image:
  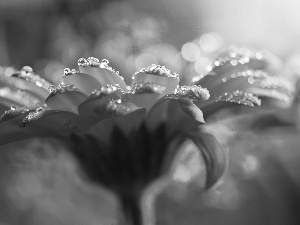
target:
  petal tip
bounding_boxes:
[216,90,261,107]
[168,85,210,102]
[134,64,179,80]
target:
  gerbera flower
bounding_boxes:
[0,51,293,225]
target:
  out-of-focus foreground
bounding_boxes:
[0,0,300,224]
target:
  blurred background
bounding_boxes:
[0,0,300,224]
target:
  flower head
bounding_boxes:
[0,51,293,198]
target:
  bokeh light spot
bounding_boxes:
[199,33,222,53]
[181,42,201,62]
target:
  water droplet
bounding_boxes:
[101,59,109,64]
[35,81,43,87]
[36,107,43,112]
[87,57,100,67]
[78,58,89,67]
[19,66,33,79]
[63,68,78,76]
[48,85,57,93]
[192,75,203,83]
[21,107,44,126]
[21,66,33,73]
[64,68,71,75]
[214,60,220,66]
[206,65,213,71]
[10,105,16,111]
[149,64,157,71]
[87,57,99,63]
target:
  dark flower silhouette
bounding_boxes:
[0,51,293,225]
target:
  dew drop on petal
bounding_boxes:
[87,57,100,67]
[48,85,57,94]
[192,75,203,83]
[214,60,220,66]
[64,68,71,76]
[87,57,99,63]
[78,58,89,67]
[21,66,33,73]
[35,81,43,87]
[101,59,109,64]
[63,68,78,76]
[206,65,213,72]
[21,107,45,127]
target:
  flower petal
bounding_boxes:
[62,99,146,136]
[193,49,291,98]
[60,114,103,134]
[215,90,261,107]
[247,87,292,107]
[45,83,87,114]
[0,86,41,109]
[1,71,50,101]
[166,100,205,137]
[73,119,115,145]
[194,54,293,116]
[126,92,162,112]
[93,99,146,135]
[61,71,102,95]
[129,64,180,111]
[146,85,208,132]
[0,110,76,147]
[132,64,179,96]
[187,130,227,189]
[77,84,123,115]
[93,98,142,117]
[195,53,254,91]
[78,57,127,90]
[12,66,53,91]
[0,107,30,122]
[197,90,263,120]
[146,97,205,137]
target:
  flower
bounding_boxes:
[0,51,293,225]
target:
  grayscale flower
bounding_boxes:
[0,51,293,225]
